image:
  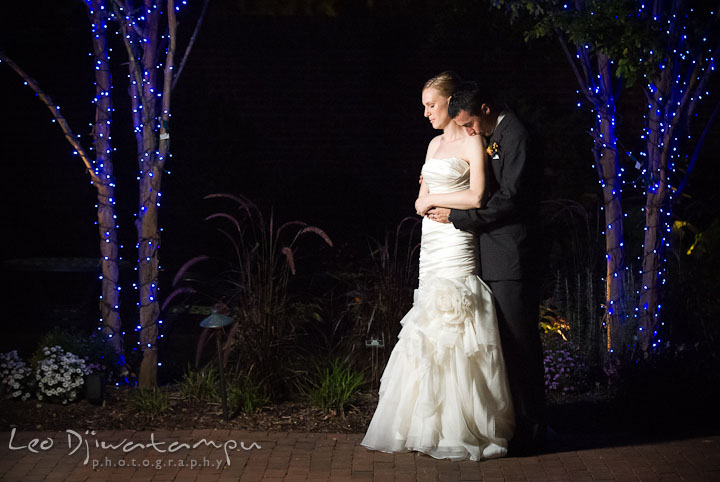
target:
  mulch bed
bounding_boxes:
[5,382,686,440]
[0,386,379,433]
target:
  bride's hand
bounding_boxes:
[427,207,451,224]
[415,196,433,216]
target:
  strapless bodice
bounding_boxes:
[421,157,470,194]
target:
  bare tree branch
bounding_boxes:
[172,0,210,91]
[0,51,100,184]
[558,34,596,105]
[676,99,720,198]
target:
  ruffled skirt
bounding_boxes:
[361,274,514,461]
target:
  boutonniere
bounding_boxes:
[486,141,500,159]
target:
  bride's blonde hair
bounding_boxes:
[423,71,463,97]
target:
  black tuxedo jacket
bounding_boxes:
[448,111,539,281]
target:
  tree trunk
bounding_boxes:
[91,0,123,352]
[135,85,161,388]
[96,180,122,346]
[137,171,162,388]
[132,0,176,388]
[638,188,665,353]
[635,33,717,354]
[594,53,626,352]
[637,67,674,355]
[557,40,628,354]
[638,123,671,354]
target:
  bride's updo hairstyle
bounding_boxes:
[423,71,463,97]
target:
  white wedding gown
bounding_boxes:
[361,157,514,461]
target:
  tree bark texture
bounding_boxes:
[638,59,698,353]
[594,53,625,353]
[91,0,123,352]
[116,0,176,388]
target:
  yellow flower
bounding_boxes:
[486,142,500,157]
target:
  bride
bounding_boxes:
[361,71,514,461]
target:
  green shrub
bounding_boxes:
[227,374,269,414]
[131,388,171,417]
[179,364,269,414]
[304,359,365,417]
[179,364,220,401]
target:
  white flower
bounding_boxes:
[0,351,31,400]
[30,346,90,404]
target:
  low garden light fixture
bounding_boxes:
[200,309,234,421]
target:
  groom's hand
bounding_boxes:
[427,207,451,224]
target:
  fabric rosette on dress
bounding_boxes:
[416,276,482,359]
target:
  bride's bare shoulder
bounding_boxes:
[462,134,485,146]
[461,133,485,150]
[457,134,485,162]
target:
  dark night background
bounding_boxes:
[1,0,718,358]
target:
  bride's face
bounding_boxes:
[422,88,451,130]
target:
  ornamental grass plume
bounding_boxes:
[163,194,333,393]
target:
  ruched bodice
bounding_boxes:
[421,156,470,194]
[419,158,477,284]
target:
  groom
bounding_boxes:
[427,81,546,454]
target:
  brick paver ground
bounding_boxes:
[1,430,718,481]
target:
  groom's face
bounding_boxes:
[453,106,495,137]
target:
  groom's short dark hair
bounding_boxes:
[448,81,499,118]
